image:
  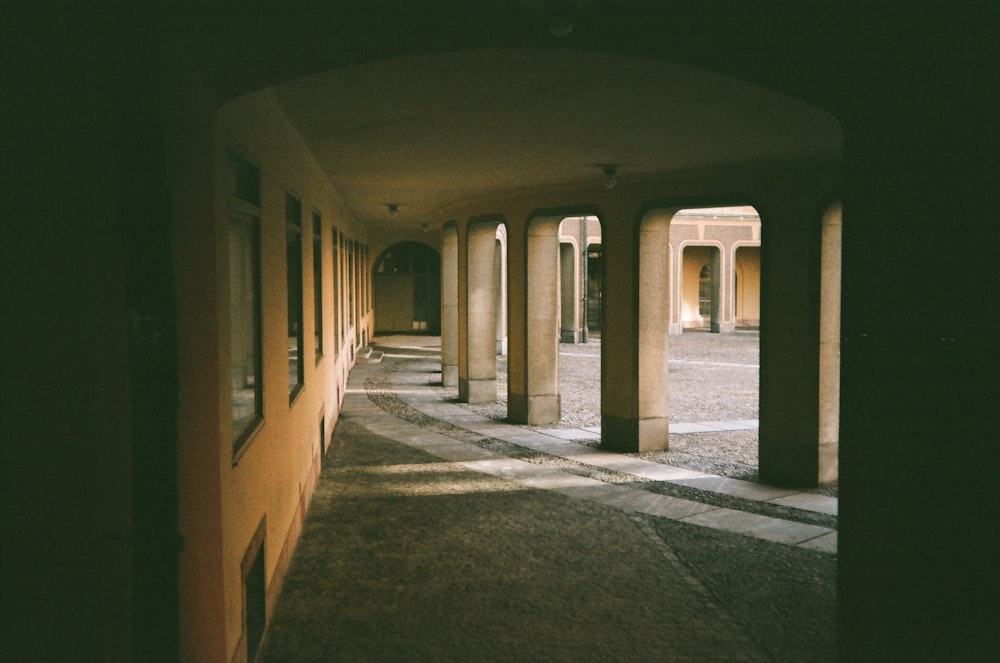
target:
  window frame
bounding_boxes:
[312,209,323,363]
[226,149,264,459]
[286,192,305,404]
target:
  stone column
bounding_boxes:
[459,218,500,403]
[494,230,508,355]
[637,212,672,449]
[601,203,671,452]
[817,202,841,484]
[559,241,578,343]
[715,243,737,333]
[758,197,829,486]
[440,222,459,387]
[668,238,683,335]
[509,215,561,424]
[709,246,722,332]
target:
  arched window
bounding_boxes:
[375,242,440,275]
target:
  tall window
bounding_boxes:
[332,228,340,354]
[312,211,323,361]
[349,240,356,328]
[363,245,370,313]
[286,193,304,402]
[227,150,263,452]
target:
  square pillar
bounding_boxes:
[757,198,832,487]
[509,215,561,424]
[459,218,500,403]
[440,222,459,387]
[601,204,671,452]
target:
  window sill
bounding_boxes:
[232,417,265,468]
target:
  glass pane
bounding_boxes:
[286,194,304,399]
[313,212,323,358]
[226,151,260,206]
[230,212,262,447]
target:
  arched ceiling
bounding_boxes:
[270,48,841,229]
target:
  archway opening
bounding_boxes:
[545,215,603,436]
[558,215,603,342]
[495,228,508,356]
[734,246,761,330]
[660,206,762,480]
[373,241,441,334]
[680,246,722,332]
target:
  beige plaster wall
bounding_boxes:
[374,273,415,331]
[681,245,717,327]
[178,89,371,663]
[669,215,759,332]
[735,246,761,326]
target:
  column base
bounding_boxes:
[759,434,830,488]
[818,441,839,485]
[600,415,669,452]
[441,364,458,388]
[560,330,584,344]
[458,377,496,404]
[509,392,560,425]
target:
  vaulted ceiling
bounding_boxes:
[178,2,851,232]
[271,48,841,229]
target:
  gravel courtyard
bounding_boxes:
[455,330,835,495]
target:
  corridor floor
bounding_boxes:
[258,337,836,662]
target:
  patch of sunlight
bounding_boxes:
[337,462,525,497]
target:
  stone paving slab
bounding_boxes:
[552,481,630,502]
[407,401,473,415]
[517,470,604,491]
[536,427,601,441]
[769,492,839,516]
[435,414,497,427]
[672,476,798,501]
[669,422,720,434]
[680,508,833,546]
[641,494,721,520]
[362,359,837,553]
[540,419,764,435]
[624,463,711,482]
[798,531,839,554]
[597,485,681,513]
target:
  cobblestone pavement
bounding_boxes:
[259,337,836,662]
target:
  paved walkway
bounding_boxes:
[259,338,837,662]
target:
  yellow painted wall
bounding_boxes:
[735,246,761,326]
[194,89,372,662]
[681,245,717,327]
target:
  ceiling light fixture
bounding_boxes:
[601,164,618,190]
[549,16,573,37]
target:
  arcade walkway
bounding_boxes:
[258,338,837,662]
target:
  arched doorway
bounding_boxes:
[373,242,441,333]
[680,245,721,332]
[734,245,761,329]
